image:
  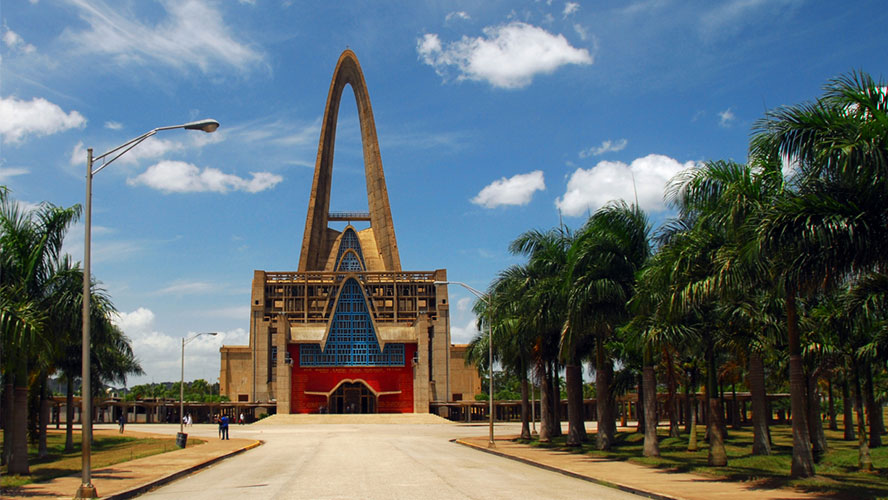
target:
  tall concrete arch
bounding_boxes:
[298,50,401,271]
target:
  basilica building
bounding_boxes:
[219,50,478,414]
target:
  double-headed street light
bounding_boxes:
[78,119,219,499]
[434,280,495,448]
[181,332,219,435]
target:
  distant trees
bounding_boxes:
[124,380,227,402]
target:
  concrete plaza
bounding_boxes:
[7,416,826,500]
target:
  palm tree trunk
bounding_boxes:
[807,368,827,455]
[684,372,693,435]
[852,361,873,471]
[687,393,699,452]
[565,361,586,446]
[785,285,814,477]
[595,342,614,450]
[642,353,659,457]
[636,373,645,433]
[731,381,741,430]
[827,376,837,431]
[748,351,771,455]
[842,373,855,441]
[687,369,698,452]
[520,370,531,440]
[9,380,31,475]
[706,342,727,466]
[664,349,680,438]
[38,376,49,459]
[864,361,881,448]
[538,363,552,443]
[551,360,562,437]
[65,375,75,451]
[2,382,12,466]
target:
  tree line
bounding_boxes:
[466,71,886,478]
[123,380,228,403]
[1,188,143,475]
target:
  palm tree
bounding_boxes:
[488,265,539,440]
[509,227,572,442]
[566,201,651,450]
[0,194,79,475]
[751,70,888,478]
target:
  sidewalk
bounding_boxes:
[4,430,261,500]
[456,435,820,500]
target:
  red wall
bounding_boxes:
[288,344,416,414]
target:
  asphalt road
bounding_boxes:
[130,420,641,500]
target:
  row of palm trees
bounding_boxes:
[468,71,887,478]
[0,187,142,475]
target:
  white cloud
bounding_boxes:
[457,297,472,312]
[563,2,580,18]
[556,154,696,216]
[61,0,265,75]
[3,29,36,54]
[451,317,481,344]
[69,135,199,167]
[0,96,86,144]
[701,0,797,37]
[573,23,589,41]
[417,21,593,89]
[155,281,217,296]
[472,170,545,208]
[104,121,123,130]
[579,138,628,158]
[718,108,736,127]
[445,11,471,22]
[0,167,29,182]
[114,307,246,385]
[127,160,283,194]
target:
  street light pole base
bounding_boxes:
[487,440,496,448]
[75,484,98,498]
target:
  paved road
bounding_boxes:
[130,421,640,500]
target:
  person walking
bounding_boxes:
[118,411,126,434]
[216,414,222,438]
[221,414,230,440]
[239,412,245,425]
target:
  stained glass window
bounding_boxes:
[300,278,404,366]
[335,228,366,271]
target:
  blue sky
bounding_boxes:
[1,0,885,386]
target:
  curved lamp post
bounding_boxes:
[181,332,219,434]
[78,119,219,499]
[434,280,495,448]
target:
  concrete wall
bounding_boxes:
[450,344,482,401]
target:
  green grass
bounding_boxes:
[0,430,204,490]
[526,423,888,499]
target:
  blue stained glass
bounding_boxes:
[335,228,366,271]
[338,252,363,271]
[300,278,404,366]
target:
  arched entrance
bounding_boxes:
[329,381,376,414]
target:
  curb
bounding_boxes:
[104,440,264,500]
[452,438,679,500]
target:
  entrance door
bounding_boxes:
[329,382,376,414]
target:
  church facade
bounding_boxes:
[219,50,476,414]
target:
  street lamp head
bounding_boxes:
[183,119,220,133]
[433,281,449,285]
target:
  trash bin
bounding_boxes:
[176,432,188,448]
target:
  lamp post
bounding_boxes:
[78,119,219,499]
[181,332,219,434]
[434,280,495,448]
